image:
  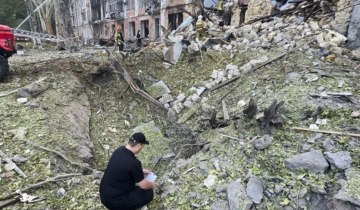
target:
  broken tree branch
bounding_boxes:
[0,149,27,178]
[292,127,360,137]
[1,173,82,200]
[0,198,20,209]
[29,141,92,171]
[105,50,168,111]
[0,77,47,98]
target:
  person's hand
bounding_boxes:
[143,169,151,175]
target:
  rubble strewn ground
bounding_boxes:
[1,10,360,210]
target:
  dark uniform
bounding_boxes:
[100,146,154,210]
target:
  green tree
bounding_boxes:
[0,0,29,29]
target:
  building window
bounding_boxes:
[139,0,145,9]
[105,26,109,36]
[155,18,160,39]
[168,13,183,31]
[127,0,135,11]
[81,11,86,22]
[129,22,135,37]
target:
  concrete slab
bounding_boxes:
[146,80,171,99]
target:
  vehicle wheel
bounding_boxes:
[0,55,9,82]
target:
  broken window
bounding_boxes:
[139,0,145,9]
[155,18,160,39]
[81,10,86,22]
[141,20,150,38]
[127,0,135,11]
[129,21,135,37]
[168,13,183,31]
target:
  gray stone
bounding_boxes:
[347,3,360,50]
[211,70,218,79]
[216,184,229,193]
[161,94,174,103]
[246,175,263,204]
[204,175,217,188]
[331,0,356,35]
[173,102,184,113]
[183,101,193,109]
[323,138,335,151]
[240,63,252,72]
[167,109,177,123]
[205,82,216,89]
[303,144,311,151]
[299,188,308,198]
[212,44,223,51]
[211,200,230,210]
[12,155,27,163]
[285,72,301,84]
[348,140,358,149]
[274,184,283,194]
[324,151,352,170]
[188,42,200,54]
[92,171,104,179]
[176,93,186,102]
[10,127,27,141]
[253,135,272,150]
[226,64,239,71]
[249,56,268,66]
[56,188,66,198]
[309,21,320,31]
[227,180,253,210]
[307,133,323,144]
[285,150,329,173]
[191,94,201,103]
[242,25,253,34]
[334,168,360,206]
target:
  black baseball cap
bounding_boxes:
[130,132,149,145]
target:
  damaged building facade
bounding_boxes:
[71,0,173,43]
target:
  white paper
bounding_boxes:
[145,173,157,182]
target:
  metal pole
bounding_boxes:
[16,0,52,29]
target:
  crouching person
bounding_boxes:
[100,133,155,210]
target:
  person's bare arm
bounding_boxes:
[138,178,155,190]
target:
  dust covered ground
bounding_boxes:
[0,41,360,210]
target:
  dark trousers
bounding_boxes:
[103,187,154,210]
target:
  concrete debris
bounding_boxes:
[147,80,171,99]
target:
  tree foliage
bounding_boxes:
[0,0,29,29]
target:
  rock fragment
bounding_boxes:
[324,151,352,170]
[285,150,329,173]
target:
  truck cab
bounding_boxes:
[0,24,17,82]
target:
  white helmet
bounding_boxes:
[198,15,203,21]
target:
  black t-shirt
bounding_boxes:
[100,146,144,204]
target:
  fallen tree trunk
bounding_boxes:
[105,50,168,111]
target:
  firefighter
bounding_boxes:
[196,15,206,41]
[115,26,124,51]
[217,0,224,16]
